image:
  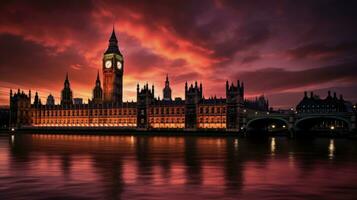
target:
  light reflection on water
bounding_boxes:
[1,133,357,200]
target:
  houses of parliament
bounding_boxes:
[9,28,269,131]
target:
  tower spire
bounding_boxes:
[96,70,100,82]
[105,25,121,55]
[64,72,70,86]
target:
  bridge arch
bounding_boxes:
[294,116,351,131]
[246,117,289,133]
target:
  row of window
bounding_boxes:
[32,109,137,117]
[199,106,226,114]
[150,107,185,115]
[199,117,226,123]
[34,118,136,124]
[149,117,185,123]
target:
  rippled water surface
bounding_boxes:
[1,133,357,200]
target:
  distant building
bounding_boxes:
[296,91,352,113]
[73,98,83,105]
[244,95,269,111]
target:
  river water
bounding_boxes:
[1,133,357,200]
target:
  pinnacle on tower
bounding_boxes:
[105,26,121,55]
[96,70,100,82]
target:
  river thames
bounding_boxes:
[1,134,357,200]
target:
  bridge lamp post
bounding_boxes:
[271,124,276,129]
[330,126,335,130]
[282,125,286,128]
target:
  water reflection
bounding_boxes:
[0,134,357,199]
[328,139,335,160]
[270,137,276,156]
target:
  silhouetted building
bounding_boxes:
[9,28,270,131]
[46,94,55,106]
[73,98,83,105]
[296,91,352,113]
[61,73,73,105]
[244,95,269,111]
[163,74,172,101]
[92,71,103,104]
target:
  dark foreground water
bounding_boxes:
[1,134,357,200]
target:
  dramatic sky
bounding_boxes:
[0,0,357,108]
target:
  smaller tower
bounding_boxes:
[163,74,172,101]
[226,80,244,130]
[9,89,31,128]
[185,81,203,129]
[137,83,155,129]
[34,92,42,106]
[46,94,55,106]
[92,71,103,104]
[61,73,73,105]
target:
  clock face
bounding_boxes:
[117,61,122,70]
[105,60,112,68]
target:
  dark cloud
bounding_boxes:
[287,41,357,60]
[174,72,200,84]
[0,34,95,88]
[234,62,357,94]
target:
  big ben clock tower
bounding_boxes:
[103,27,123,103]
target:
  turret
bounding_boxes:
[61,73,73,105]
[46,94,55,106]
[163,74,172,101]
[92,70,103,104]
[34,92,41,106]
[185,81,203,104]
[136,83,155,129]
[226,80,244,130]
[226,80,244,104]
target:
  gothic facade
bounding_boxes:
[9,28,268,131]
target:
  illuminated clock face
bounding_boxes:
[117,61,122,70]
[105,60,112,68]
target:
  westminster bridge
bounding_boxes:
[242,110,356,134]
